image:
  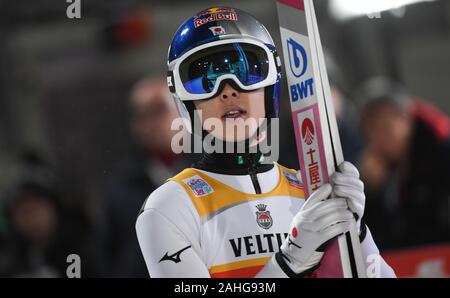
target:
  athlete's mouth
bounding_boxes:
[222,107,247,119]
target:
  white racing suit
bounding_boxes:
[136,162,395,277]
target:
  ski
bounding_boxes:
[276,0,366,277]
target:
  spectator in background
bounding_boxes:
[1,182,65,277]
[0,154,93,277]
[358,77,450,250]
[99,76,191,277]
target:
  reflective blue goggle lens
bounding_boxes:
[179,43,270,95]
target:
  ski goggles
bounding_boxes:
[167,38,281,101]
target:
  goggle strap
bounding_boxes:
[167,71,176,93]
[274,51,282,71]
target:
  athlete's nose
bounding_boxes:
[219,84,240,102]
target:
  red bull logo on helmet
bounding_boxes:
[195,7,235,18]
[194,7,238,28]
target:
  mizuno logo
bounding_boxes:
[159,245,191,264]
[288,237,302,249]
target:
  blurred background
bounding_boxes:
[0,0,449,277]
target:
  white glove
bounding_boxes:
[278,183,354,275]
[329,161,366,232]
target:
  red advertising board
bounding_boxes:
[383,243,450,277]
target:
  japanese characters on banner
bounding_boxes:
[280,26,328,198]
[295,108,327,194]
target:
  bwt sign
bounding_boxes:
[287,38,314,102]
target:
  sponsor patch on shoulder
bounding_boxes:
[283,170,303,189]
[183,175,214,197]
